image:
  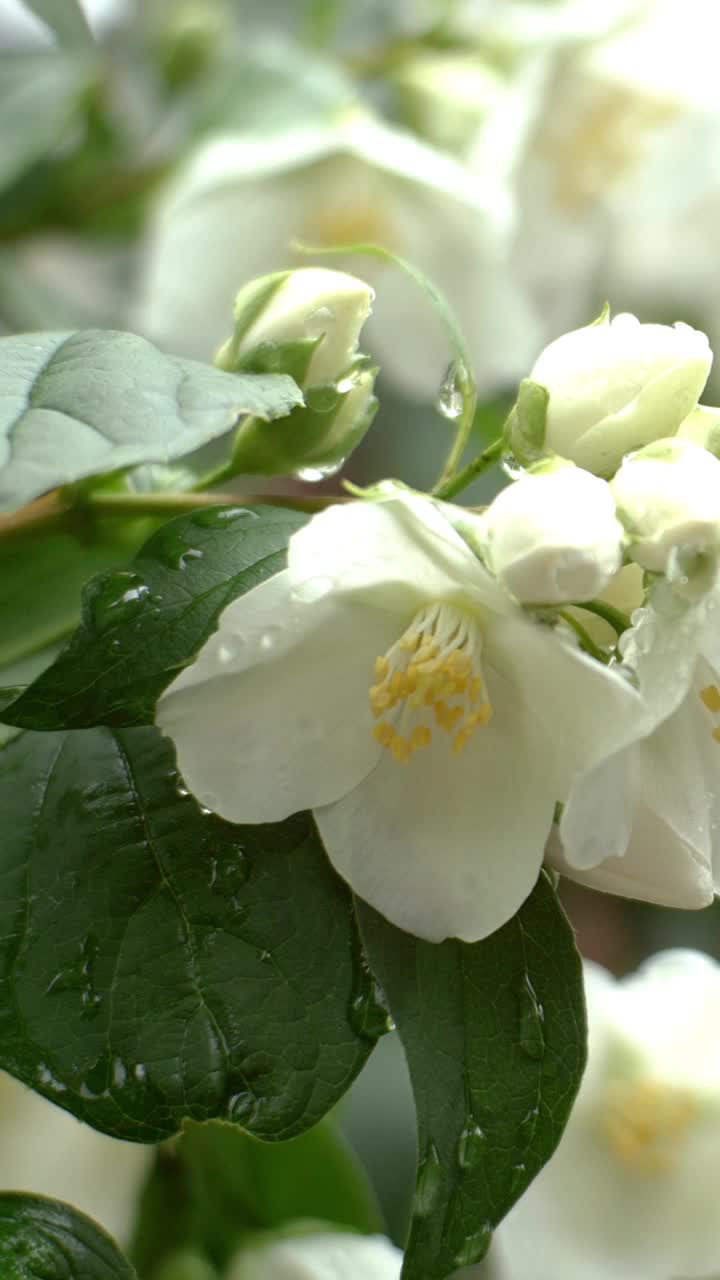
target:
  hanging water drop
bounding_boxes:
[437,361,465,421]
[295,459,345,482]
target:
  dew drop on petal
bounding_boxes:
[291,575,336,604]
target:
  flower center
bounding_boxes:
[601,1077,696,1176]
[700,683,720,742]
[369,602,492,764]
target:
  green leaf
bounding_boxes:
[356,873,586,1280]
[0,52,90,192]
[132,1118,382,1276]
[0,513,161,670]
[4,504,306,730]
[0,1193,136,1279]
[0,331,303,514]
[0,726,377,1143]
[20,0,94,49]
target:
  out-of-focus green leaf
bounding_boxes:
[0,52,90,192]
[20,0,94,49]
[132,1119,382,1276]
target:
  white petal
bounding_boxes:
[557,751,633,869]
[288,494,489,614]
[315,676,555,943]
[487,614,647,796]
[157,571,400,822]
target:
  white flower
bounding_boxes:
[496,951,720,1279]
[137,112,540,399]
[610,438,720,572]
[677,404,720,454]
[0,1069,151,1244]
[529,312,712,476]
[217,267,374,388]
[227,1231,402,1280]
[157,492,654,944]
[552,573,719,909]
[480,464,624,604]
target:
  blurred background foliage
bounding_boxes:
[3,0,720,1257]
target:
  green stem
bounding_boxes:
[558,611,610,665]
[575,599,632,637]
[433,437,503,501]
[82,489,340,517]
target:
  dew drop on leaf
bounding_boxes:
[189,506,259,528]
[413,1139,443,1218]
[457,1120,486,1170]
[453,1222,493,1268]
[516,974,545,1060]
[88,571,151,633]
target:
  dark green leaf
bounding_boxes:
[0,512,161,670]
[0,1193,136,1279]
[3,504,306,729]
[357,874,586,1280]
[0,331,302,514]
[132,1118,382,1276]
[0,726,376,1142]
[20,0,94,49]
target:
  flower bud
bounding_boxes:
[529,312,712,477]
[228,1232,402,1280]
[216,268,374,389]
[230,366,378,478]
[610,437,720,571]
[481,463,624,604]
[216,268,377,477]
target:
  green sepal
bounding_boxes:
[504,379,550,467]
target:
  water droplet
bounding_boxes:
[112,1057,128,1088]
[437,361,465,421]
[457,1120,486,1169]
[509,1161,527,1196]
[453,1223,493,1268]
[518,1105,540,1145]
[227,1090,255,1125]
[501,452,526,480]
[306,384,341,414]
[88,571,151,633]
[291,575,336,603]
[46,934,102,1021]
[134,1063,147,1083]
[177,783,190,798]
[258,949,272,964]
[208,858,218,889]
[36,1063,67,1093]
[295,460,345,482]
[211,853,250,895]
[349,975,395,1040]
[190,506,259,528]
[218,635,245,663]
[259,626,282,652]
[413,1140,444,1217]
[516,974,545,1060]
[337,370,361,394]
[178,547,204,570]
[197,790,219,812]
[306,305,335,335]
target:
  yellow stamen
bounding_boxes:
[712,726,720,744]
[602,1078,696,1176]
[701,684,720,713]
[368,602,493,765]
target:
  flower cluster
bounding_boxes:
[157,308,720,943]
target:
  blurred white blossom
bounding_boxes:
[228,1231,402,1280]
[497,951,720,1279]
